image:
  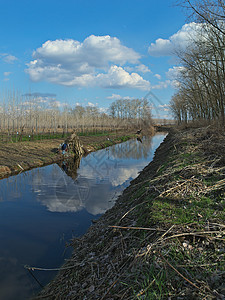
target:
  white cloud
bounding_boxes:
[3,72,11,77]
[166,66,186,88]
[135,64,151,73]
[154,74,161,80]
[149,38,173,57]
[106,93,132,100]
[25,35,150,90]
[96,65,150,90]
[151,80,171,90]
[106,93,122,100]
[99,107,107,113]
[148,22,202,57]
[49,100,62,108]
[87,101,95,107]
[0,53,18,64]
[166,66,186,79]
[125,64,151,74]
[158,104,171,112]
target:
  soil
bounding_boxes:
[0,130,138,179]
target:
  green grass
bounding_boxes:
[1,132,71,143]
[149,194,224,225]
[0,130,116,143]
[135,268,170,299]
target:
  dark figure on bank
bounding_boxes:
[61,143,68,154]
[136,129,142,134]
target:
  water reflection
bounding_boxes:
[0,133,166,300]
[32,135,157,215]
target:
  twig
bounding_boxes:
[159,230,225,242]
[100,279,118,300]
[158,224,175,241]
[157,251,207,295]
[24,264,80,271]
[177,261,225,268]
[118,200,149,223]
[211,222,225,228]
[109,225,165,232]
[17,163,24,170]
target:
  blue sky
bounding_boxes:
[0,0,190,118]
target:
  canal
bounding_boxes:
[0,133,166,299]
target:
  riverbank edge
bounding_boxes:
[34,126,225,299]
[0,131,138,180]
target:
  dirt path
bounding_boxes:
[0,131,136,179]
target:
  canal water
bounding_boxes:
[0,133,166,299]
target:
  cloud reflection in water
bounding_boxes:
[32,134,165,215]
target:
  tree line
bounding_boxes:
[0,92,152,139]
[170,0,225,127]
[109,98,152,128]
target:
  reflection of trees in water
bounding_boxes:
[57,156,81,180]
[0,170,41,201]
[109,136,153,160]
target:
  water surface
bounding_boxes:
[0,133,166,299]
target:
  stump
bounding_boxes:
[64,131,83,158]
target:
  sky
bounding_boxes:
[0,0,190,118]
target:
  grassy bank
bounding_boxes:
[35,126,225,299]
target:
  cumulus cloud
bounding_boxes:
[148,22,203,57]
[95,65,150,90]
[149,38,173,57]
[25,35,150,90]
